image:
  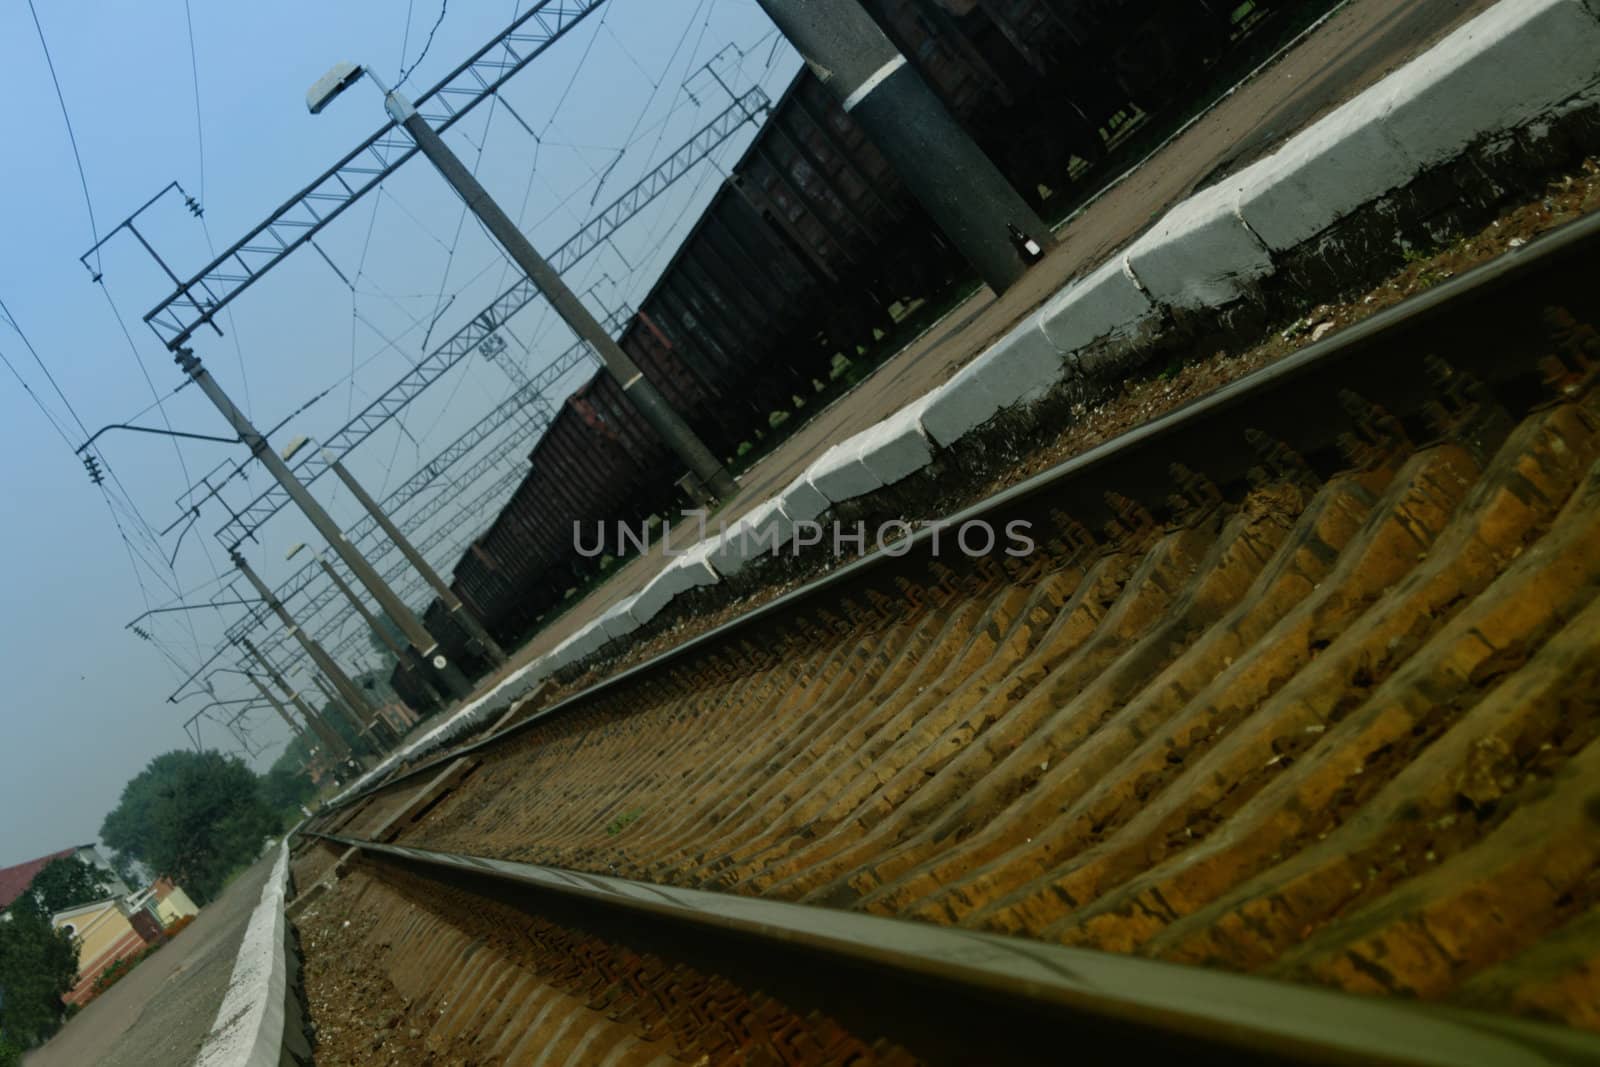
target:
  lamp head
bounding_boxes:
[307,62,366,115]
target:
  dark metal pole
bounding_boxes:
[324,454,508,663]
[751,0,1049,294]
[176,345,471,699]
[245,670,308,743]
[311,673,389,755]
[382,89,738,501]
[314,552,446,705]
[239,636,352,762]
[233,551,380,731]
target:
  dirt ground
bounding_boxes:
[296,889,460,1067]
[458,0,1503,698]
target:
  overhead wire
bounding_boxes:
[486,0,708,382]
[0,341,80,452]
[397,0,449,90]
[0,297,178,602]
[177,0,255,425]
[180,0,207,202]
[98,282,222,580]
[26,0,100,274]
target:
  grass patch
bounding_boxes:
[606,809,642,835]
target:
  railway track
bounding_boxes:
[294,210,1600,1060]
[297,834,1596,1065]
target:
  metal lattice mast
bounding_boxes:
[211,91,763,550]
[143,0,611,348]
[225,312,627,668]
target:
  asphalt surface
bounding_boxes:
[25,849,278,1067]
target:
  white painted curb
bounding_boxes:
[192,841,294,1067]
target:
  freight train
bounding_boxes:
[394,0,1305,704]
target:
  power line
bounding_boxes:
[98,282,225,582]
[26,0,100,271]
[397,0,449,90]
[2,296,187,589]
[175,6,257,422]
[0,295,91,439]
[0,342,79,452]
[180,0,207,201]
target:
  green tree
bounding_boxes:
[0,895,78,1050]
[100,750,278,905]
[25,858,113,914]
[260,760,317,827]
[364,613,405,668]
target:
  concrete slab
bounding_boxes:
[918,365,1004,448]
[806,441,882,504]
[709,498,794,577]
[1124,168,1274,308]
[1036,256,1155,356]
[856,403,935,486]
[778,470,832,524]
[961,312,1070,409]
[599,601,641,641]
[1237,91,1417,251]
[1378,0,1600,169]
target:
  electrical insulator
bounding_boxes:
[131,626,152,641]
[185,195,204,218]
[83,454,105,485]
[477,332,508,360]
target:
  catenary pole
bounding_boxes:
[233,551,380,731]
[176,345,472,698]
[239,636,352,763]
[324,453,508,663]
[374,81,738,501]
[751,0,1049,293]
[313,552,444,705]
[245,670,307,742]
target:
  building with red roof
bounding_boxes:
[0,845,83,912]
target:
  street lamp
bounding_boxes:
[307,62,738,501]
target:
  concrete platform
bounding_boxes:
[24,850,279,1067]
[480,0,1505,679]
[329,0,1524,788]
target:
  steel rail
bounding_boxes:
[312,204,1600,812]
[306,832,1600,1066]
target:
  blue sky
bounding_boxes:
[0,0,797,867]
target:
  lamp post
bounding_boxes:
[177,344,472,701]
[308,62,737,502]
[290,541,445,706]
[323,452,507,663]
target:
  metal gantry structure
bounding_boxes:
[112,1,772,747]
[211,91,764,551]
[142,0,610,349]
[224,310,629,688]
